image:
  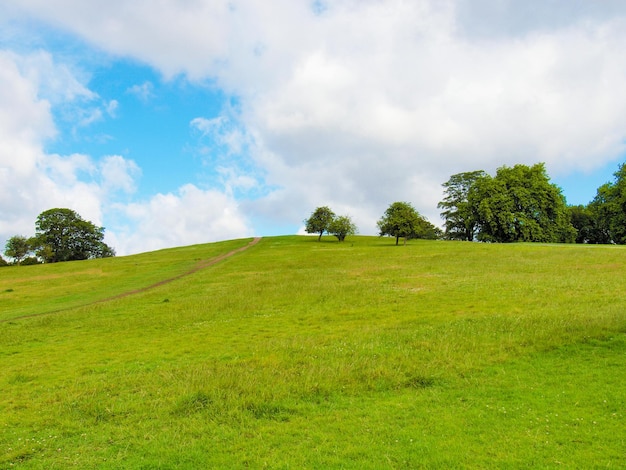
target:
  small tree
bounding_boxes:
[378,202,425,245]
[4,235,32,265]
[328,215,357,242]
[304,206,336,241]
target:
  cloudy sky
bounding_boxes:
[2,0,626,255]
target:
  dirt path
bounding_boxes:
[103,237,262,302]
[2,237,262,323]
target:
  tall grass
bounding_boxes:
[1,236,625,468]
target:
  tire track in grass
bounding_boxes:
[2,237,262,323]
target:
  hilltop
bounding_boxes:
[1,236,625,468]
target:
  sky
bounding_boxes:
[2,0,626,255]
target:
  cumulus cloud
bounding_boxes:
[0,47,251,255]
[190,113,267,200]
[100,155,141,195]
[4,0,626,243]
[0,48,108,242]
[191,116,244,155]
[0,49,57,237]
[111,184,253,255]
[12,49,96,104]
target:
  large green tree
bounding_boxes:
[470,163,575,243]
[438,170,487,241]
[4,235,32,265]
[377,202,436,245]
[33,208,115,262]
[304,206,336,241]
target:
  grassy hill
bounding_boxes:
[1,236,625,468]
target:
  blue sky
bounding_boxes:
[48,62,224,194]
[2,1,626,254]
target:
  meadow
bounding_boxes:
[0,235,624,468]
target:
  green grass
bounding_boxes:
[0,239,252,321]
[1,236,625,468]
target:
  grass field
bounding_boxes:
[1,235,625,468]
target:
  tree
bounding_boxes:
[568,204,611,244]
[4,235,32,265]
[417,219,443,240]
[377,202,433,245]
[33,208,115,263]
[587,163,626,244]
[0,255,7,267]
[438,170,487,241]
[328,215,357,242]
[470,163,575,243]
[304,206,336,241]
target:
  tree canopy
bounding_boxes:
[474,164,575,243]
[439,163,575,243]
[568,204,611,244]
[304,206,336,241]
[304,206,358,242]
[377,201,438,245]
[4,235,31,265]
[438,170,486,241]
[586,163,626,244]
[32,208,115,263]
[328,215,357,242]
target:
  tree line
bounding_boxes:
[307,161,626,245]
[439,161,626,244]
[2,208,114,266]
[4,161,626,265]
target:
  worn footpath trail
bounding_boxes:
[2,237,262,323]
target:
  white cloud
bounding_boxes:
[0,50,57,237]
[191,115,246,157]
[0,51,54,170]
[4,0,626,240]
[100,155,141,195]
[13,49,96,104]
[106,99,119,117]
[243,1,626,226]
[111,184,253,255]
[190,116,225,138]
[0,48,250,256]
[126,81,155,102]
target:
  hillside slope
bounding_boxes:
[0,238,258,322]
[1,236,625,468]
